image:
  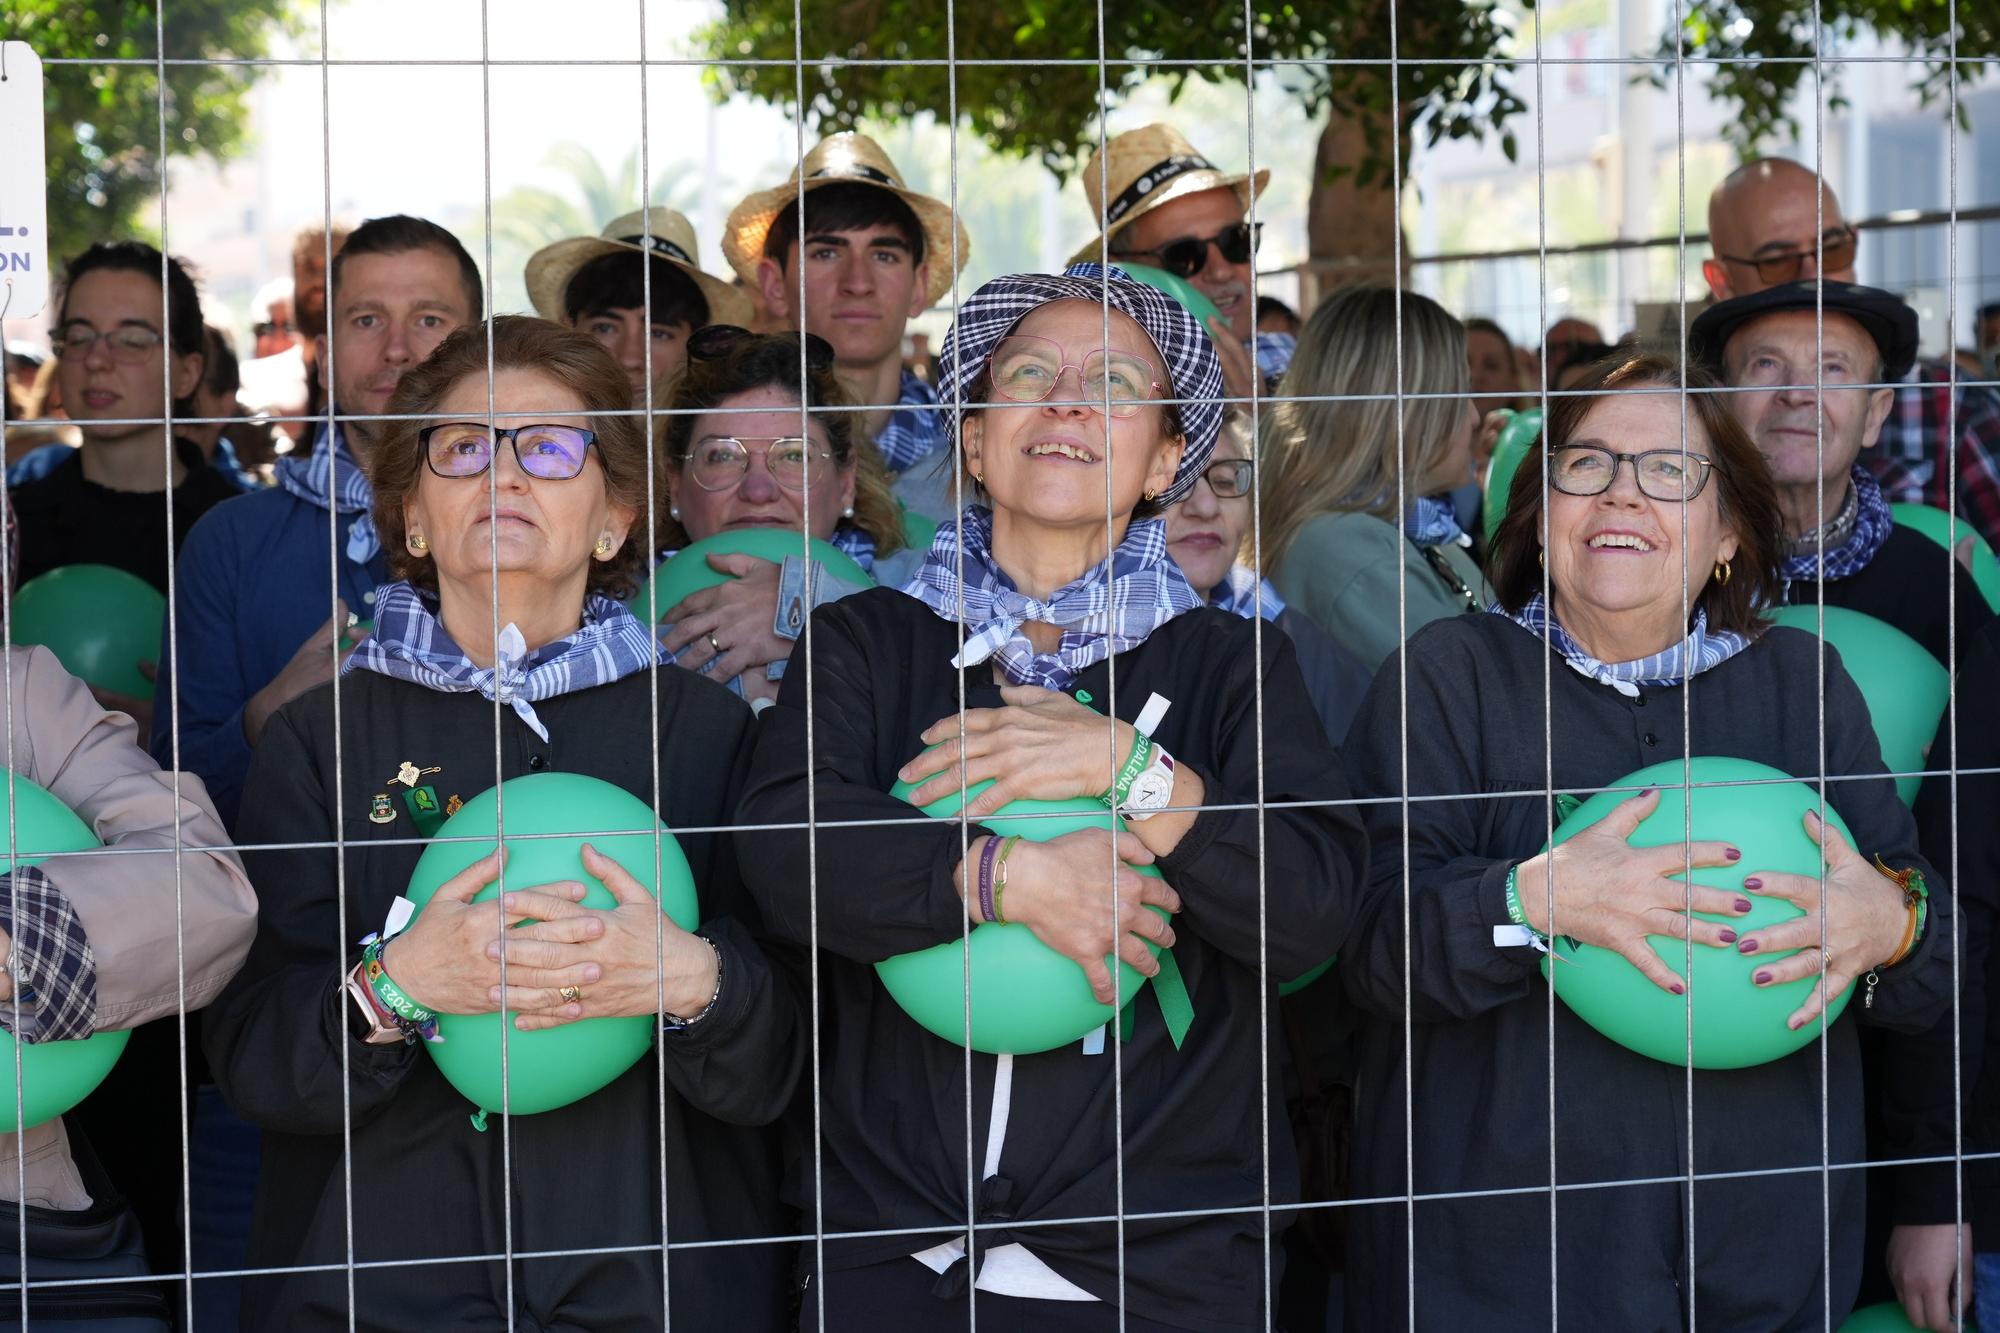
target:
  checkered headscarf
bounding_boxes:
[934,263,1225,506]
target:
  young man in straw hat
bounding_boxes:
[526,207,752,397]
[724,132,970,510]
[1072,123,1285,403]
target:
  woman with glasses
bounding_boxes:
[204,317,800,1331]
[1257,286,1490,672]
[737,264,1366,1328]
[1338,354,1949,1329]
[1164,412,1370,742]
[645,323,906,706]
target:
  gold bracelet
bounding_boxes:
[993,836,1022,925]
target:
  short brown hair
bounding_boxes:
[1489,352,1784,637]
[371,316,652,601]
[656,332,903,556]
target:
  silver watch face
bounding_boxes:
[1130,770,1173,808]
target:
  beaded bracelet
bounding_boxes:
[362,937,441,1044]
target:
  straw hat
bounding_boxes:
[525,207,752,329]
[1067,124,1271,268]
[722,132,970,309]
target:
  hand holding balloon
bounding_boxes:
[501,845,719,1031]
[658,555,791,682]
[905,686,1137,815]
[381,849,597,1017]
[1512,787,1751,995]
[1736,809,1910,1030]
[963,829,1180,1005]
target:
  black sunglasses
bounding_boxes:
[687,324,835,375]
[1116,221,1261,281]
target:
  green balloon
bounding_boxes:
[1277,954,1335,997]
[1891,502,2000,614]
[12,565,165,698]
[1840,1301,1975,1332]
[1541,757,1856,1070]
[1115,264,1227,332]
[882,761,1163,1054]
[629,530,874,624]
[1765,606,1948,805]
[0,779,129,1133]
[404,773,699,1115]
[1481,408,1543,539]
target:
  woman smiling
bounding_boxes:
[737,264,1366,1329]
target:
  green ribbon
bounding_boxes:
[1115,945,1193,1049]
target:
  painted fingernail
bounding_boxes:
[1719,929,1737,943]
[1725,847,1741,861]
[1805,808,1822,824]
[1738,939,1760,954]
[1735,898,1753,913]
[1754,969,1772,985]
[1743,877,1763,891]
[1670,982,1685,995]
[1640,787,1657,798]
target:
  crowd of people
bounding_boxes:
[0,125,1997,1332]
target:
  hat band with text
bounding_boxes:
[620,234,696,265]
[1104,154,1218,226]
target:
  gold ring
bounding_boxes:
[1821,947,1833,973]
[707,632,722,654]
[558,985,582,1004]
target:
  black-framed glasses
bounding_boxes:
[419,422,600,480]
[50,321,164,363]
[686,435,835,493]
[987,334,1162,417]
[1548,445,1714,502]
[688,324,835,375]
[1116,221,1261,280]
[1716,226,1857,287]
[1196,458,1254,498]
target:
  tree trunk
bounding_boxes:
[1304,106,1410,308]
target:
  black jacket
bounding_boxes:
[204,668,801,1331]
[734,589,1368,1333]
[1339,614,1952,1332]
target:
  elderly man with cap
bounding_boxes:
[1075,123,1284,404]
[725,132,969,521]
[1704,159,2000,553]
[1690,278,1994,670]
[525,206,751,397]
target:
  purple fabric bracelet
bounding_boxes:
[976,834,1002,924]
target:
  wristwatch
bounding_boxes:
[344,962,407,1045]
[1123,747,1177,821]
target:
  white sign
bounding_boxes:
[0,43,49,321]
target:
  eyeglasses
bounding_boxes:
[986,335,1162,417]
[418,422,600,480]
[687,324,835,374]
[1715,226,1858,287]
[1548,445,1714,502]
[50,321,164,363]
[686,435,836,493]
[253,320,296,339]
[1115,221,1260,280]
[1195,458,1254,498]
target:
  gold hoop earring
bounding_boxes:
[408,533,428,554]
[1714,559,1733,586]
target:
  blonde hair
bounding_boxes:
[1257,287,1468,572]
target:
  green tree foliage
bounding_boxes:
[699,1,1530,187]
[10,0,297,259]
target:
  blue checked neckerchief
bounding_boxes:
[1495,592,1749,698]
[1404,494,1469,549]
[343,581,666,740]
[1253,332,1295,390]
[902,505,1202,691]
[1208,563,1286,623]
[827,525,878,576]
[1781,464,1894,585]
[276,423,380,562]
[871,370,947,474]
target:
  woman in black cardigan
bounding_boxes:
[204,318,800,1330]
[1340,353,1953,1330]
[735,264,1368,1331]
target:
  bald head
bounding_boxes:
[1703,159,1855,300]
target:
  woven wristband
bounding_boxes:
[1103,730,1154,810]
[363,937,437,1025]
[975,835,1003,925]
[1504,866,1543,938]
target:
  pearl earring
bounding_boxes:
[842,505,855,518]
[669,505,681,521]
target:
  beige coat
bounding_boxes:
[0,646,256,1208]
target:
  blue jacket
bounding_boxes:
[150,486,389,829]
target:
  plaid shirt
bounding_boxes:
[1208,564,1286,622]
[344,581,666,740]
[871,370,948,474]
[1866,363,2000,551]
[903,504,1202,690]
[0,865,96,1044]
[1495,593,1750,698]
[275,423,380,561]
[1253,332,1295,390]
